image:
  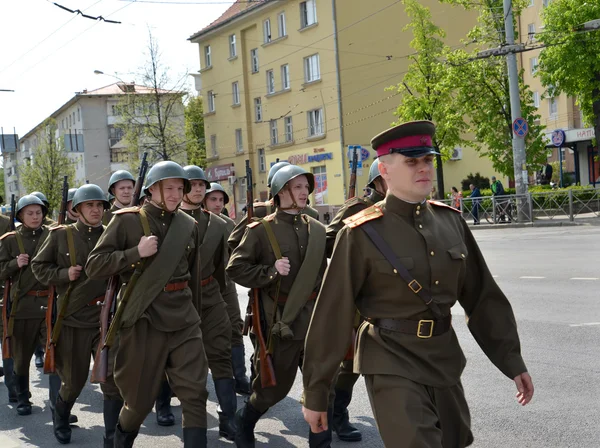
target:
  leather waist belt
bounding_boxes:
[201,276,214,287]
[273,291,318,304]
[88,295,105,306]
[367,314,452,339]
[163,281,189,292]
[26,290,49,297]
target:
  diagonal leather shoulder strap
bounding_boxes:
[361,222,442,318]
[14,232,25,254]
[138,208,151,237]
[65,227,77,267]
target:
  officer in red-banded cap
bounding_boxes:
[302,121,533,447]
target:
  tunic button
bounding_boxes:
[430,251,435,256]
[417,205,421,210]
[393,269,398,274]
[131,264,135,268]
[269,275,273,279]
[416,211,420,215]
[295,228,299,231]
[435,280,439,285]
[461,253,465,258]
[419,224,423,229]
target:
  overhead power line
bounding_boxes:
[52,2,122,23]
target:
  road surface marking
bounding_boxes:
[519,276,545,279]
[569,322,600,327]
[570,277,598,281]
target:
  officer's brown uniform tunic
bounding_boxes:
[227,210,327,412]
[0,225,49,375]
[303,195,527,447]
[31,221,121,401]
[183,207,232,379]
[86,203,209,431]
[102,203,123,225]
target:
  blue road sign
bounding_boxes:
[348,145,363,169]
[513,117,529,138]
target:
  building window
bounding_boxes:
[527,23,535,41]
[307,108,324,137]
[530,57,538,75]
[110,149,128,163]
[281,64,290,90]
[235,129,243,153]
[207,90,215,112]
[304,54,320,83]
[77,108,80,122]
[264,19,272,43]
[278,12,286,37]
[229,34,237,58]
[528,0,534,6]
[251,48,259,73]
[258,148,266,172]
[266,70,275,94]
[204,45,212,68]
[312,165,327,205]
[270,120,278,145]
[254,97,263,122]
[210,134,217,157]
[284,116,293,142]
[543,0,550,6]
[549,97,558,116]
[232,82,240,105]
[300,0,317,28]
[109,126,124,147]
[533,91,540,108]
[68,114,72,127]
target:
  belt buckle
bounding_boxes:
[417,319,434,338]
[408,280,422,294]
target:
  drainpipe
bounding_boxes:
[331,0,347,200]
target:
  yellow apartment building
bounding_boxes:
[189,0,503,218]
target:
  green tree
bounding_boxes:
[443,0,547,177]
[0,168,5,202]
[185,95,206,167]
[20,118,75,214]
[537,1,600,144]
[387,0,469,197]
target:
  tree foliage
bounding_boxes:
[20,118,75,214]
[537,0,600,143]
[185,95,206,167]
[388,0,469,197]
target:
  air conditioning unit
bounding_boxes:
[228,175,237,185]
[450,147,463,161]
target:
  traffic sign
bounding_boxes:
[512,118,528,138]
[551,129,566,147]
[348,145,363,169]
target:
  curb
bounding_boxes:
[469,219,600,230]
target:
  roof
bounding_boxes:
[188,0,270,41]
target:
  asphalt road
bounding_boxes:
[1,226,599,447]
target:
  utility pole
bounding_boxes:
[503,0,528,219]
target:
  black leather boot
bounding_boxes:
[3,357,17,402]
[35,345,44,368]
[234,401,262,448]
[15,374,32,415]
[114,423,138,448]
[332,388,362,442]
[231,345,252,395]
[183,427,207,448]
[53,394,74,444]
[214,378,237,440]
[308,406,334,448]
[49,374,78,424]
[155,379,174,426]
[103,399,123,448]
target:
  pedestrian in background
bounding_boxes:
[451,186,462,209]
[469,183,481,225]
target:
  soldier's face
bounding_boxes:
[78,201,104,226]
[379,154,434,201]
[20,205,43,229]
[150,179,185,212]
[205,192,225,215]
[187,180,207,204]
[113,180,134,206]
[279,175,310,209]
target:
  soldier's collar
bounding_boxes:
[19,223,44,236]
[369,190,386,203]
[275,209,303,224]
[144,202,176,221]
[385,194,428,217]
[75,219,103,234]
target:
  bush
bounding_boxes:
[461,172,490,191]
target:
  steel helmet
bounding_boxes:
[30,191,50,207]
[204,182,229,205]
[183,165,210,188]
[108,170,135,193]
[67,188,78,203]
[72,184,110,212]
[16,195,47,221]
[267,161,291,187]
[270,165,314,197]
[143,161,191,195]
[367,161,382,188]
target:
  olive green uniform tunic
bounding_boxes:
[102,203,122,226]
[86,203,209,431]
[31,221,121,402]
[183,207,232,380]
[0,214,12,338]
[0,225,49,375]
[226,210,327,413]
[303,195,527,447]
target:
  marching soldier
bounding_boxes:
[103,170,135,225]
[0,210,16,401]
[31,184,122,446]
[302,121,534,447]
[65,188,79,224]
[180,165,237,440]
[203,182,252,395]
[324,161,387,442]
[31,191,56,228]
[86,161,209,447]
[227,165,330,448]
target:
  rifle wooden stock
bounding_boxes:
[2,194,16,359]
[44,177,69,374]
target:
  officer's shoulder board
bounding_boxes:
[428,200,461,213]
[49,225,67,232]
[263,212,276,222]
[343,205,384,228]
[0,231,16,241]
[113,206,141,215]
[246,217,263,229]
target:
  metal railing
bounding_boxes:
[439,187,600,225]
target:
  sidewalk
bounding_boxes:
[468,215,600,230]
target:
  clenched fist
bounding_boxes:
[274,257,290,276]
[68,265,83,281]
[16,254,29,268]
[138,235,158,258]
